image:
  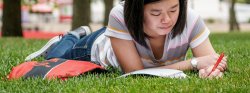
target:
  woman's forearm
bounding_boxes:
[157,59,194,71]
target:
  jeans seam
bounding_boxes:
[73,45,87,49]
[72,54,91,60]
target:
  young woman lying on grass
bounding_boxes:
[25,0,227,78]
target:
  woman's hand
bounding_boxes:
[196,54,227,72]
[199,65,223,78]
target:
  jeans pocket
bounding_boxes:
[66,47,91,61]
[74,54,91,61]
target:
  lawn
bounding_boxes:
[0,32,250,93]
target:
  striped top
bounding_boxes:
[91,2,210,69]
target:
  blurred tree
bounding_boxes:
[229,0,240,31]
[72,0,91,30]
[104,0,114,26]
[2,0,23,37]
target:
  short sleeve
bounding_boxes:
[188,9,210,48]
[104,3,133,40]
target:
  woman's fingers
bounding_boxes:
[199,69,206,78]
[208,69,221,78]
[218,60,227,71]
[217,61,228,72]
[217,64,225,72]
[199,62,225,79]
[215,55,228,72]
[197,54,228,71]
[222,61,227,69]
[199,67,224,79]
[222,56,228,69]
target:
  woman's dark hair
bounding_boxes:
[124,0,187,48]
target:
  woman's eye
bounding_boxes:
[170,10,177,13]
[151,12,161,16]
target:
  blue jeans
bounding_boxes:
[45,27,106,62]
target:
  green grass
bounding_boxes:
[1,32,250,93]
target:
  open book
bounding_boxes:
[119,68,187,78]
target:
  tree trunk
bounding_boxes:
[2,0,23,37]
[72,0,91,30]
[229,0,240,32]
[103,0,114,26]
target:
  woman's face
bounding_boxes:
[143,0,180,38]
